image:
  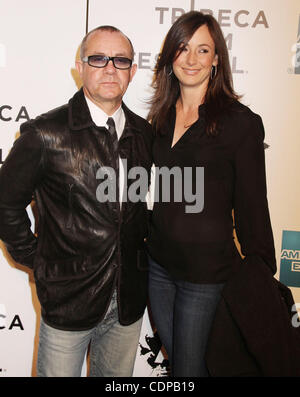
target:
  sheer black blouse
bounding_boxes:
[146,102,276,283]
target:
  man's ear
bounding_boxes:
[75,60,83,77]
[129,63,137,82]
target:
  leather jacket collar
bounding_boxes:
[68,88,142,139]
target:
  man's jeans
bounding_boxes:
[148,255,223,377]
[37,290,143,377]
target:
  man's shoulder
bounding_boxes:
[122,103,154,145]
[21,102,69,135]
[122,103,151,128]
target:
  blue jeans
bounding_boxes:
[148,256,223,377]
[37,290,142,377]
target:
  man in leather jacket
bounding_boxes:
[0,26,153,377]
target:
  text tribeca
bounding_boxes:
[155,1,269,28]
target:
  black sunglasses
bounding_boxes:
[82,55,133,70]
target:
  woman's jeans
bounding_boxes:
[148,255,223,377]
[37,290,142,377]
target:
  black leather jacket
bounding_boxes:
[0,89,153,330]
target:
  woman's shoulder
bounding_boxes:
[225,100,261,122]
[221,100,264,142]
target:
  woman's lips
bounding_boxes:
[182,68,200,75]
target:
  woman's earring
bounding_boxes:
[166,65,173,76]
[210,65,217,79]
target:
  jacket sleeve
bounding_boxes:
[0,123,45,268]
[233,113,276,274]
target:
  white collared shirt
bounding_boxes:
[85,95,125,206]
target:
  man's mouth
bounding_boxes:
[100,81,118,85]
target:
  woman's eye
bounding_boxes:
[199,49,209,54]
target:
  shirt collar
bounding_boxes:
[84,95,125,139]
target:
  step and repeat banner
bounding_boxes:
[0,0,300,377]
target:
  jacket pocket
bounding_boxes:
[44,255,98,281]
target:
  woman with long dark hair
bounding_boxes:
[146,11,276,376]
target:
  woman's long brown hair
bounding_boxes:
[147,11,240,135]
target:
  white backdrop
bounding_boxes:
[0,0,299,377]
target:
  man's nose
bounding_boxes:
[104,59,117,73]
